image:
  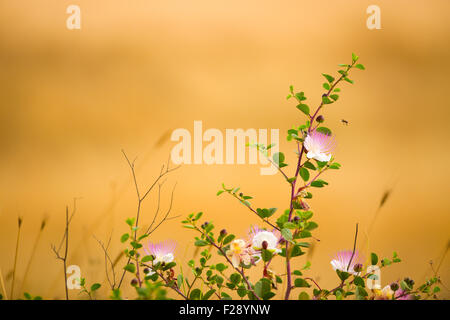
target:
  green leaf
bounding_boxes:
[354,276,365,287]
[305,221,318,231]
[141,255,154,263]
[311,181,324,188]
[400,280,411,291]
[237,286,247,298]
[120,233,130,243]
[281,228,293,241]
[355,64,365,70]
[221,292,232,300]
[295,91,306,101]
[223,234,235,245]
[230,273,241,284]
[194,212,203,221]
[189,288,202,300]
[130,241,142,249]
[261,249,273,262]
[124,264,136,273]
[290,244,304,257]
[371,253,378,265]
[296,104,310,116]
[273,152,285,166]
[330,94,339,101]
[300,211,313,220]
[90,283,101,292]
[257,208,277,219]
[216,263,227,272]
[177,274,183,288]
[322,95,333,104]
[355,286,368,300]
[202,289,216,300]
[344,77,354,84]
[322,73,335,83]
[316,127,332,135]
[294,278,310,288]
[303,161,316,170]
[283,222,296,229]
[298,230,312,238]
[162,262,176,271]
[329,162,341,170]
[336,270,350,281]
[298,292,310,300]
[255,278,272,300]
[194,239,210,247]
[352,53,359,62]
[299,167,310,182]
[322,83,330,90]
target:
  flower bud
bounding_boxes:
[143,267,150,274]
[262,241,268,250]
[404,277,414,287]
[130,278,138,287]
[220,229,227,236]
[353,263,363,273]
[390,282,399,292]
[316,115,324,123]
[239,193,243,197]
[293,216,300,222]
[278,237,286,245]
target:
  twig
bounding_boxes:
[51,204,75,300]
[10,216,23,299]
[0,267,8,300]
[94,234,116,290]
[117,150,180,289]
[347,223,359,272]
[20,217,47,294]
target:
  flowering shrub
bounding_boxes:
[106,53,444,301]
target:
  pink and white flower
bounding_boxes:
[330,250,364,275]
[304,130,335,162]
[226,239,253,267]
[143,240,176,274]
[249,226,282,254]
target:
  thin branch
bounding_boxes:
[117,151,180,289]
[346,223,359,272]
[10,216,23,299]
[94,234,116,290]
[51,206,72,300]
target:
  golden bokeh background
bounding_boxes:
[0,0,448,299]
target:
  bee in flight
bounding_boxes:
[341,119,349,126]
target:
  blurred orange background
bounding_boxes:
[0,0,448,299]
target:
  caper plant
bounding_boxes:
[115,53,442,300]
